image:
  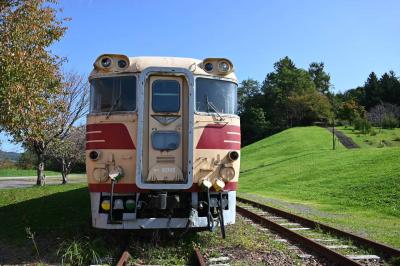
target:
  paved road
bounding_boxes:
[0,174,86,189]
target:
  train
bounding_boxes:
[86,55,240,236]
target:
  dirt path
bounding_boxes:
[325,127,360,149]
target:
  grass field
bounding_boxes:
[239,126,400,248]
[0,168,61,177]
[337,126,400,148]
[0,184,296,265]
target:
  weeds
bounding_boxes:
[26,227,41,261]
[57,237,109,266]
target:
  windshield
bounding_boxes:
[90,76,136,113]
[196,78,237,114]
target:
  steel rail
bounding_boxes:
[236,205,362,265]
[192,247,206,266]
[116,251,131,266]
[237,196,400,261]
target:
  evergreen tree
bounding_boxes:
[308,62,331,94]
[364,72,382,109]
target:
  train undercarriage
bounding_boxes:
[90,191,236,236]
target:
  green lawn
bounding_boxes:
[337,126,400,148]
[0,184,91,243]
[0,168,61,177]
[239,126,400,248]
[0,184,295,265]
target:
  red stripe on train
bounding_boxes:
[88,182,237,193]
[86,123,135,150]
[196,124,241,150]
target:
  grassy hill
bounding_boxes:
[239,126,400,247]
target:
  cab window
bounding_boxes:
[152,80,180,113]
[90,76,136,113]
[196,78,237,114]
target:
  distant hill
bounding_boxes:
[0,150,21,162]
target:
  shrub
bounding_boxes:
[393,136,400,142]
[382,114,398,129]
[354,118,371,134]
[370,129,377,136]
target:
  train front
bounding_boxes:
[87,55,240,233]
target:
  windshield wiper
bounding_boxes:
[206,96,224,121]
[106,95,121,119]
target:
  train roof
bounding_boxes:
[89,55,238,81]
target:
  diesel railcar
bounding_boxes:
[86,55,240,236]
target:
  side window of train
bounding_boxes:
[90,76,136,113]
[152,80,180,113]
[195,78,238,115]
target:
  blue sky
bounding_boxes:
[2,0,400,152]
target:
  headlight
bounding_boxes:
[101,57,112,68]
[117,59,128,69]
[101,200,111,211]
[204,62,213,72]
[202,58,234,75]
[220,166,235,181]
[218,61,230,73]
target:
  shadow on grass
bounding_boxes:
[0,186,203,264]
[0,187,91,242]
[0,186,93,263]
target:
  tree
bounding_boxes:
[0,0,67,185]
[240,107,270,145]
[364,72,382,110]
[380,71,400,106]
[262,56,317,127]
[47,126,86,184]
[237,79,262,114]
[16,149,37,169]
[367,102,400,129]
[337,99,365,125]
[308,62,331,94]
[14,72,88,185]
[287,90,333,126]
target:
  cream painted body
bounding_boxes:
[87,55,240,230]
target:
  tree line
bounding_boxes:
[1,0,88,185]
[239,57,400,146]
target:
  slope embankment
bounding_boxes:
[239,126,400,247]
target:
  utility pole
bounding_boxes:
[332,117,336,150]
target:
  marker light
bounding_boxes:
[125,199,136,211]
[89,150,100,160]
[113,199,124,210]
[213,178,225,192]
[228,151,239,161]
[101,200,111,211]
[101,57,112,68]
[198,178,212,190]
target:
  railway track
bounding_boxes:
[236,196,400,266]
[192,247,232,266]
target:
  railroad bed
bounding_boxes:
[236,196,400,266]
